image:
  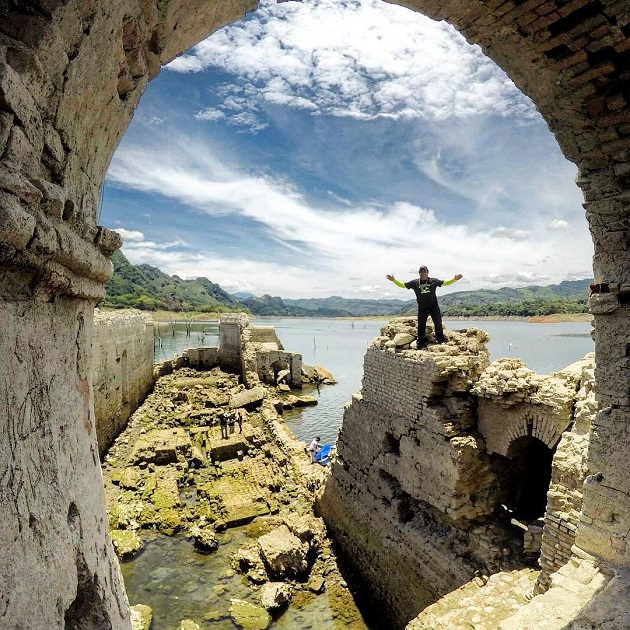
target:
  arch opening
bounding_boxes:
[505,436,554,523]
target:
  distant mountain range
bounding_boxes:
[103,251,591,317]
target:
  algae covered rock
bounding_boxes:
[257,525,308,579]
[178,620,201,630]
[260,582,292,611]
[130,604,153,630]
[191,524,219,553]
[229,599,271,630]
[110,529,143,558]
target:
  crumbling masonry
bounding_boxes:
[1,1,630,628]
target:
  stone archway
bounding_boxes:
[1,1,629,627]
[506,435,554,522]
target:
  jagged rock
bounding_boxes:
[119,467,143,490]
[293,396,318,407]
[110,529,143,558]
[257,525,308,579]
[308,576,325,593]
[260,582,292,611]
[314,365,337,384]
[229,599,271,630]
[246,516,285,539]
[127,428,192,465]
[276,369,290,383]
[233,543,265,574]
[283,514,323,543]
[191,524,219,553]
[230,386,266,409]
[392,332,415,347]
[301,365,317,382]
[130,604,153,630]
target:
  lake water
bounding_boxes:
[153,317,594,446]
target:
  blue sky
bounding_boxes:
[101,0,593,299]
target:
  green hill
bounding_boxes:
[103,252,591,317]
[103,251,243,312]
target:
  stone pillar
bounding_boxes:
[576,167,630,567]
[288,352,302,389]
[1,293,130,627]
[218,313,248,374]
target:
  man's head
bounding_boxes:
[419,265,429,278]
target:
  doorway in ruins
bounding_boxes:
[505,435,554,523]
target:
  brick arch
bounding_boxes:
[0,1,628,626]
[480,409,570,457]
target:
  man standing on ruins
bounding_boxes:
[386,266,463,346]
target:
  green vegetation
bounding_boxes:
[103,251,243,312]
[436,280,590,318]
[104,252,591,317]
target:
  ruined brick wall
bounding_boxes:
[92,309,155,456]
[218,313,248,375]
[319,321,598,628]
[537,357,596,592]
[1,1,629,626]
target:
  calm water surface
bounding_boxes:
[153,317,594,445]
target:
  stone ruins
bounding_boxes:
[319,318,601,628]
[1,1,630,628]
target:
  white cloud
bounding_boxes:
[107,136,593,298]
[548,219,569,230]
[113,228,144,242]
[490,227,531,242]
[483,271,551,285]
[168,0,536,124]
[195,108,226,122]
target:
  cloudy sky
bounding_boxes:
[101,0,593,300]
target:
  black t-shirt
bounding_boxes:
[404,277,443,309]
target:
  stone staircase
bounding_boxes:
[407,553,614,630]
[498,553,610,630]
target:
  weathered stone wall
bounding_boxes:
[536,356,596,592]
[0,300,129,629]
[319,320,598,628]
[218,313,248,375]
[92,309,155,456]
[1,0,630,626]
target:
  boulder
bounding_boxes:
[301,365,317,382]
[260,582,292,611]
[130,604,153,630]
[229,599,271,630]
[283,514,323,543]
[392,332,415,347]
[191,524,219,553]
[233,544,265,574]
[246,515,285,539]
[230,386,266,410]
[110,529,143,558]
[293,396,318,407]
[314,365,337,384]
[257,525,308,579]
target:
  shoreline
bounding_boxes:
[103,308,592,325]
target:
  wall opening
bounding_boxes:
[505,436,554,522]
[383,432,400,455]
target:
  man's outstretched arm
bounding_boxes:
[386,273,406,289]
[442,274,463,286]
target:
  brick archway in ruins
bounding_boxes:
[1,1,629,627]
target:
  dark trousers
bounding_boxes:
[417,304,444,343]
